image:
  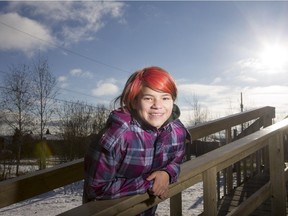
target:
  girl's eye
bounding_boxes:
[143,97,152,101]
[163,97,171,100]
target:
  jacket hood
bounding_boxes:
[167,104,181,122]
[108,108,132,126]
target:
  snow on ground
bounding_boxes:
[156,182,204,216]
[0,180,204,216]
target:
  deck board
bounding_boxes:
[216,172,288,216]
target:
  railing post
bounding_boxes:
[269,132,286,215]
[263,113,273,128]
[203,167,217,216]
[225,128,233,195]
[170,193,182,216]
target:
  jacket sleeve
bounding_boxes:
[83,128,152,200]
[162,126,190,184]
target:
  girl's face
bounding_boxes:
[133,87,174,129]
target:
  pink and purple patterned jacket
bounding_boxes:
[83,105,190,202]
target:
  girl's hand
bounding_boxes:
[146,171,170,199]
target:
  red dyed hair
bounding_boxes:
[115,66,177,111]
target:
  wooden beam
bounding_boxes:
[0,158,84,208]
[269,132,287,215]
[203,167,217,216]
[226,182,271,216]
[189,106,275,140]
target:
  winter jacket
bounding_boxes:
[83,105,190,214]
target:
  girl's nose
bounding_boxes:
[152,99,162,108]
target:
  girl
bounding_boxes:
[83,66,190,215]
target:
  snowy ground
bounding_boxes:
[0,180,204,216]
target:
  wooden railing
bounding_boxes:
[1,106,284,216]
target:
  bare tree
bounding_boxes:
[92,104,110,134]
[31,56,58,169]
[60,101,109,138]
[61,101,95,138]
[59,101,109,161]
[189,93,209,126]
[0,64,35,175]
[32,57,57,139]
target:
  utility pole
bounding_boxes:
[240,92,243,112]
[241,92,244,132]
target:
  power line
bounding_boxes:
[0,20,130,74]
[0,68,110,102]
[0,85,111,110]
[58,87,101,99]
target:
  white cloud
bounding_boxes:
[220,56,288,87]
[178,83,230,98]
[57,76,69,88]
[177,83,239,117]
[58,76,67,82]
[234,56,287,75]
[92,80,119,97]
[236,58,262,70]
[236,75,258,83]
[59,82,69,89]
[0,13,54,54]
[177,81,288,123]
[241,85,288,119]
[211,77,222,84]
[69,69,93,78]
[5,1,126,45]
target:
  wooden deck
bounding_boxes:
[1,107,284,216]
[217,171,288,216]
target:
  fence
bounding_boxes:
[1,106,285,216]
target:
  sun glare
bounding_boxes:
[259,44,288,71]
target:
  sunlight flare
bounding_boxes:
[259,43,288,71]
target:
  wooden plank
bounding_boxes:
[226,182,271,216]
[203,167,217,216]
[170,193,182,216]
[0,158,84,208]
[189,106,275,140]
[235,117,263,140]
[269,132,287,215]
[59,193,151,216]
[218,172,270,215]
[59,173,203,216]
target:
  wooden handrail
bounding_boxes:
[0,158,84,208]
[60,118,288,216]
[188,106,275,140]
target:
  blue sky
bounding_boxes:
[0,1,288,125]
